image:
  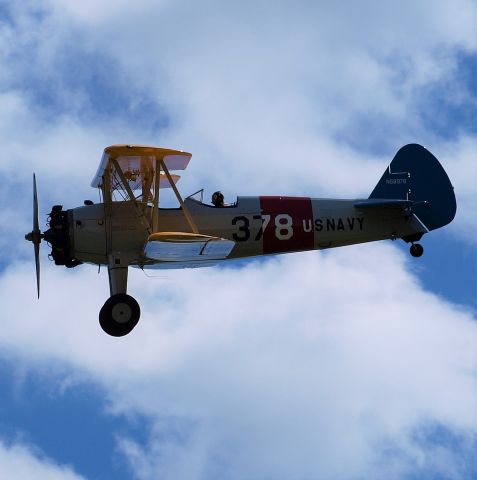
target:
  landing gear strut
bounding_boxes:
[409,243,424,258]
[99,257,141,336]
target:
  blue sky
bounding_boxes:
[0,1,476,479]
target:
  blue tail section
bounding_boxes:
[370,144,456,231]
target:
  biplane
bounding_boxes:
[25,144,456,336]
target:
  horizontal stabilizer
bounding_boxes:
[144,232,235,263]
[354,199,429,209]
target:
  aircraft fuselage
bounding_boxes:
[67,195,422,267]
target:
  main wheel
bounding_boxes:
[410,243,424,258]
[99,293,141,337]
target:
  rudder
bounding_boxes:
[370,144,456,231]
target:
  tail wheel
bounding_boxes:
[410,243,424,258]
[99,294,140,337]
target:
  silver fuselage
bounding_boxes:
[68,196,421,267]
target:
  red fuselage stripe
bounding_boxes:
[259,196,314,254]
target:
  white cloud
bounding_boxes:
[12,0,470,229]
[1,245,475,479]
[0,440,86,480]
[1,0,475,226]
[434,136,477,244]
[0,1,476,479]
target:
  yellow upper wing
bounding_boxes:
[90,144,192,190]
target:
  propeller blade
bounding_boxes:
[26,173,42,298]
[33,173,39,233]
[34,241,40,299]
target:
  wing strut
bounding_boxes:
[112,158,152,234]
[160,159,199,234]
[102,164,113,256]
[152,159,161,232]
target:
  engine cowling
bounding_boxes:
[44,205,82,268]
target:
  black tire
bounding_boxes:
[410,243,424,258]
[99,294,141,337]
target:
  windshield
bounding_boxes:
[186,189,204,203]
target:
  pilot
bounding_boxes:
[212,191,225,207]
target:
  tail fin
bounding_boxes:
[370,144,456,231]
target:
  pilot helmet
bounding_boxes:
[212,191,224,206]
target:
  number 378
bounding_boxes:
[232,214,293,241]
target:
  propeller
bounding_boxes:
[25,174,43,298]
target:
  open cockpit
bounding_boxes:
[186,188,237,208]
